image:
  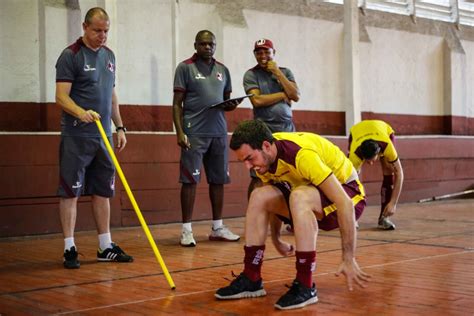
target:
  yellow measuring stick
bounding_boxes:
[95,120,175,290]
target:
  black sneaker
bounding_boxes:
[97,243,133,262]
[274,280,318,310]
[215,272,267,299]
[63,246,80,269]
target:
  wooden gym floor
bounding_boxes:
[0,199,473,315]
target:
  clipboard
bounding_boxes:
[186,94,253,119]
[209,94,253,108]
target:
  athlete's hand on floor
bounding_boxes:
[335,258,371,291]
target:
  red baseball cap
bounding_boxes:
[254,38,274,51]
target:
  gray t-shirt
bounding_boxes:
[173,54,232,137]
[243,65,295,132]
[56,37,116,137]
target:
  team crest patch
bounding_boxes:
[107,61,115,73]
[216,72,223,81]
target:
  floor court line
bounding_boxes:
[2,241,392,297]
[53,249,473,315]
[4,238,468,297]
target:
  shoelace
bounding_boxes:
[284,281,315,297]
[213,226,225,232]
[98,244,124,254]
[223,270,239,282]
[284,281,303,295]
[111,245,124,254]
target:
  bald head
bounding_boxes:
[82,7,110,50]
[84,7,109,25]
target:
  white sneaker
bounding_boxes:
[180,230,196,247]
[209,226,240,242]
[378,217,396,230]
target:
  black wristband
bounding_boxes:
[116,126,127,133]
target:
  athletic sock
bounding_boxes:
[64,237,75,251]
[98,233,113,250]
[295,251,316,288]
[380,175,394,218]
[212,219,223,230]
[243,245,265,282]
[182,222,192,233]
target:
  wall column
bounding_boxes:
[443,27,467,135]
[343,0,362,135]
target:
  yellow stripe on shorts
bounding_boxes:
[323,180,366,216]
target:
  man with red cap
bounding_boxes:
[243,38,300,198]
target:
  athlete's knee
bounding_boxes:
[249,185,274,200]
[289,186,319,209]
[248,185,284,212]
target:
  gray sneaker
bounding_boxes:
[378,217,396,230]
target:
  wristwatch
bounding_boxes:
[116,126,127,133]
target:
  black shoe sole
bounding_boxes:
[180,243,196,247]
[63,263,80,269]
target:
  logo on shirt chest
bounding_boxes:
[195,73,206,80]
[216,72,223,81]
[84,64,96,72]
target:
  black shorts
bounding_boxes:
[57,136,115,198]
[179,135,230,184]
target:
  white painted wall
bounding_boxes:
[115,0,174,105]
[225,10,344,112]
[176,1,223,63]
[0,0,472,120]
[462,40,474,118]
[361,27,445,115]
[43,5,71,102]
[0,0,40,102]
